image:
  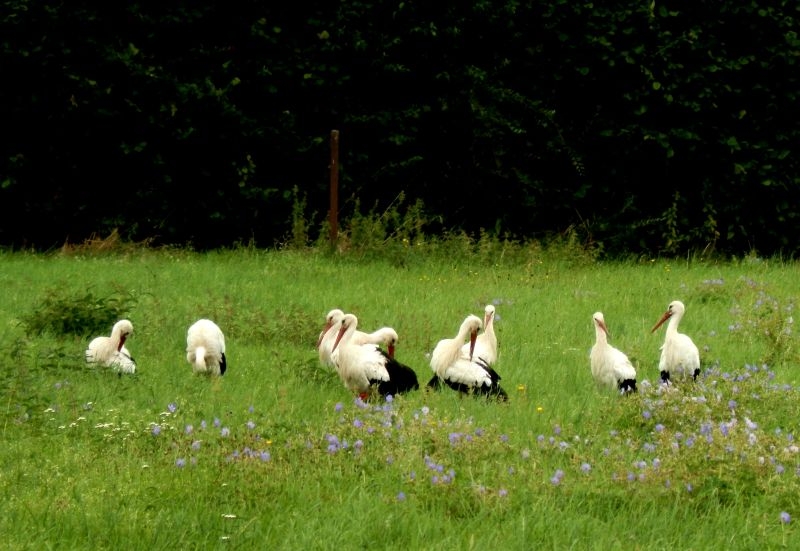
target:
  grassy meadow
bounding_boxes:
[1,243,799,549]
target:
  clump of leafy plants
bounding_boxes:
[21,287,136,337]
[729,277,796,366]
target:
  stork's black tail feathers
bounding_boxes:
[376,355,419,397]
[618,378,637,394]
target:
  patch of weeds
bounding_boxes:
[21,287,137,337]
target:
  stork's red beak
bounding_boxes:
[316,321,333,349]
[331,323,348,352]
[118,334,127,351]
[651,311,672,333]
[597,319,610,337]
[469,329,477,361]
[388,343,395,359]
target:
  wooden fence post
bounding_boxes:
[329,130,339,247]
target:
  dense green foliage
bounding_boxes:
[2,1,798,256]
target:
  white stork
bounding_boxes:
[330,314,419,400]
[317,309,399,367]
[85,319,136,374]
[461,304,498,366]
[651,300,700,383]
[428,314,507,401]
[186,319,227,376]
[590,312,637,394]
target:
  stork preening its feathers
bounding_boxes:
[330,313,418,400]
[461,304,498,366]
[85,319,137,374]
[355,327,399,359]
[590,312,637,394]
[186,319,227,376]
[429,314,508,401]
[651,300,700,383]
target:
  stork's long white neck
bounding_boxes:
[666,311,683,337]
[594,323,608,347]
[436,318,478,374]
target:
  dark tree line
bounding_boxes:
[1,1,798,256]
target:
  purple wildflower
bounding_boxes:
[175,458,186,468]
[151,425,161,436]
[397,492,406,501]
[780,512,791,524]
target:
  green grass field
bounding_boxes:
[1,247,798,549]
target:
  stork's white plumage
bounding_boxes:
[590,312,637,394]
[85,319,136,374]
[651,300,700,383]
[428,314,507,400]
[462,304,498,365]
[330,314,418,400]
[186,319,227,376]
